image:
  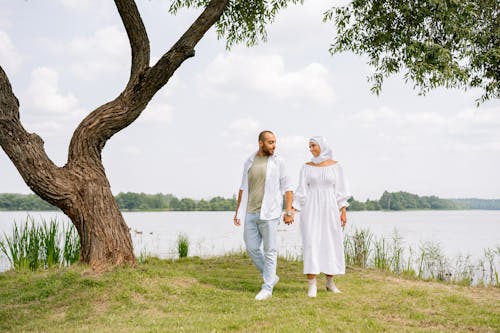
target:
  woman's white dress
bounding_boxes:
[293,163,351,275]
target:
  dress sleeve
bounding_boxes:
[292,164,308,211]
[335,164,352,208]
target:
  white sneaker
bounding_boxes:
[272,275,280,287]
[255,289,272,301]
[326,282,341,293]
[308,284,317,298]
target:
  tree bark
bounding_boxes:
[0,0,229,271]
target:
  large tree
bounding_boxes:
[0,0,498,270]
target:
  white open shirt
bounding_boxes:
[237,152,294,221]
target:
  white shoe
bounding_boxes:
[308,284,317,298]
[272,275,280,287]
[326,282,341,293]
[255,289,272,300]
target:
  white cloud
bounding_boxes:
[136,84,178,125]
[138,102,173,125]
[22,121,64,134]
[223,117,260,137]
[278,135,309,153]
[58,0,100,11]
[277,134,310,167]
[121,146,142,156]
[67,25,129,80]
[350,106,500,152]
[199,51,335,106]
[26,67,79,114]
[0,10,12,29]
[267,0,349,46]
[222,117,261,155]
[0,30,23,73]
[352,107,447,127]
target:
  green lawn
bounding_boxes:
[0,255,498,332]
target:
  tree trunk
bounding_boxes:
[66,176,135,270]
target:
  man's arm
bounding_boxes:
[283,190,294,224]
[233,189,243,226]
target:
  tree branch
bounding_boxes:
[0,66,73,207]
[146,0,230,95]
[114,0,150,83]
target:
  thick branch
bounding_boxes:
[146,0,230,95]
[114,0,150,83]
[0,66,73,206]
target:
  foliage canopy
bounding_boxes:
[326,0,499,103]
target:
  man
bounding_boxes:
[234,130,295,300]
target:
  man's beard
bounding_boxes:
[262,147,274,156]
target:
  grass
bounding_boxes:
[0,254,499,332]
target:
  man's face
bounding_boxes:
[259,133,276,156]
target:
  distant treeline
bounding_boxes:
[0,193,56,211]
[1,191,499,211]
[0,193,236,212]
[114,192,236,211]
[449,198,500,210]
[348,191,500,211]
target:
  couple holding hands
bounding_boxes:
[233,131,351,300]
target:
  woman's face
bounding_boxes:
[309,141,321,157]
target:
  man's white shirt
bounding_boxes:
[237,152,293,221]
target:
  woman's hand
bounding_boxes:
[340,210,347,227]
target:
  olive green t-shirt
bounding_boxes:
[247,155,269,213]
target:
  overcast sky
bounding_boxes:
[1,0,499,201]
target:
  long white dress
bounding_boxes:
[293,163,351,275]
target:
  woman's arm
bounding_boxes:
[340,206,347,227]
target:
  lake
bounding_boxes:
[1,210,499,273]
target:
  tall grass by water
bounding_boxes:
[1,217,498,287]
[0,217,80,271]
[344,227,500,286]
[177,233,189,258]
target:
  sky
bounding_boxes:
[1,0,499,201]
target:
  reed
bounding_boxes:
[344,227,373,268]
[452,254,474,286]
[0,217,80,271]
[343,228,500,287]
[177,233,189,258]
[40,219,61,267]
[62,223,80,266]
[389,230,404,273]
[372,236,390,270]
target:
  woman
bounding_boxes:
[293,136,351,297]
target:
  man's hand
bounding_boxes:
[283,210,295,225]
[233,215,241,226]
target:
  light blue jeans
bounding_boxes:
[244,212,279,292]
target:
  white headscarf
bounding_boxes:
[310,136,333,164]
